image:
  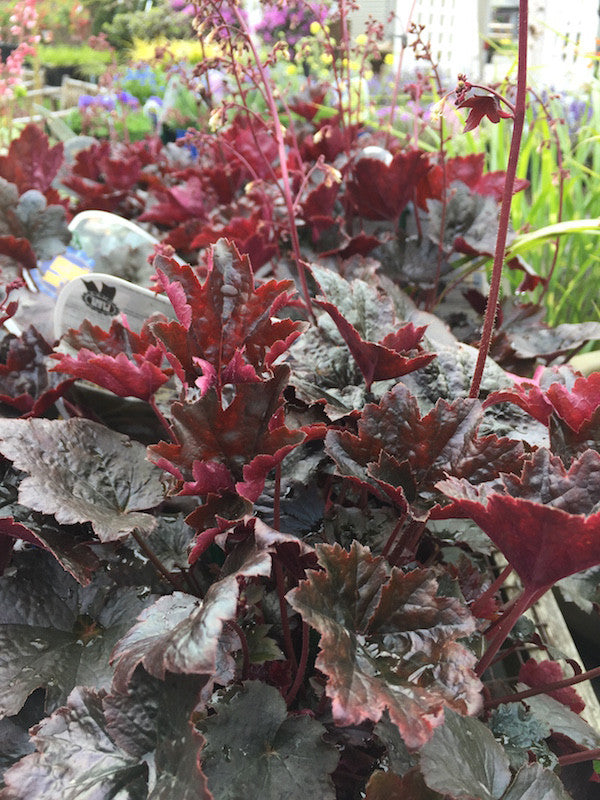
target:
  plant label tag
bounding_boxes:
[54,272,176,341]
[30,246,95,299]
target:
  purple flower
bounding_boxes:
[116,90,140,109]
[97,95,116,111]
[78,94,116,112]
[78,94,97,109]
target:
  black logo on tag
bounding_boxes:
[81,281,119,316]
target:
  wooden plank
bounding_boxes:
[494,554,600,729]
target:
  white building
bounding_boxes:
[347,0,599,88]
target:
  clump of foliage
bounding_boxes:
[1,1,600,798]
[35,43,114,79]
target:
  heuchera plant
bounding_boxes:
[2,1,600,798]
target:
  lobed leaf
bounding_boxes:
[149,366,305,502]
[420,709,511,799]
[346,150,430,221]
[326,383,524,512]
[287,541,482,749]
[315,298,435,391]
[51,348,171,401]
[198,681,338,800]
[111,547,272,691]
[1,688,148,800]
[151,240,304,389]
[104,670,208,798]
[0,551,152,718]
[437,448,600,590]
[0,124,64,196]
[0,418,165,542]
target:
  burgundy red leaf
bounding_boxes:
[437,448,600,591]
[149,366,305,503]
[51,348,170,401]
[315,298,435,391]
[456,94,513,133]
[326,383,524,512]
[0,124,64,196]
[346,150,430,221]
[151,240,305,390]
[519,658,585,714]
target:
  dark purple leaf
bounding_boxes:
[103,670,208,798]
[0,418,165,542]
[198,681,339,799]
[287,541,481,749]
[0,551,153,717]
[151,240,305,389]
[1,688,149,799]
[326,384,524,512]
[111,547,272,691]
[420,708,511,798]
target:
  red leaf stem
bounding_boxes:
[476,584,545,677]
[469,0,528,398]
[285,621,310,708]
[274,556,297,671]
[484,663,600,710]
[558,747,600,767]
[470,563,513,618]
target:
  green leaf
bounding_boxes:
[490,703,554,770]
[502,763,573,800]
[1,688,148,800]
[490,703,550,749]
[420,709,511,799]
[198,681,339,800]
[507,219,600,257]
[0,551,153,718]
[287,541,482,749]
[111,548,272,691]
[244,623,285,663]
[0,418,165,542]
[557,566,600,613]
